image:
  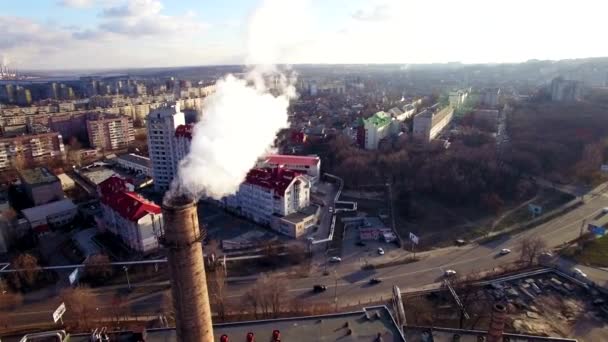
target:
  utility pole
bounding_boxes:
[123,266,131,290]
[334,270,339,312]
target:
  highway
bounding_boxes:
[4,185,608,328]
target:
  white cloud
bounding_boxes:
[57,0,96,8]
[101,0,162,18]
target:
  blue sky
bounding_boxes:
[1,0,607,70]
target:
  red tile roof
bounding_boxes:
[99,176,161,222]
[245,167,302,195]
[265,154,319,167]
[175,124,194,139]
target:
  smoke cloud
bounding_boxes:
[172,0,307,200]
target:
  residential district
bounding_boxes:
[1,61,608,342]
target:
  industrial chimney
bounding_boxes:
[162,195,213,342]
[487,303,507,342]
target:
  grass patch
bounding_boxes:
[575,235,608,267]
[496,190,574,230]
[361,256,420,270]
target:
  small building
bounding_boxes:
[114,153,152,177]
[21,198,78,233]
[19,167,65,206]
[56,173,76,191]
[361,111,393,150]
[271,204,320,238]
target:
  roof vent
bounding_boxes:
[272,330,281,341]
[346,329,352,336]
[343,322,349,328]
[375,332,384,342]
[246,332,255,342]
[220,334,229,342]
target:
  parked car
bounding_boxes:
[444,269,457,277]
[369,278,382,285]
[329,256,342,263]
[377,248,385,255]
[455,239,467,246]
[313,285,327,293]
[573,268,588,278]
[603,207,608,214]
[356,241,367,247]
[499,248,511,255]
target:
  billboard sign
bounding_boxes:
[53,302,66,323]
[409,232,419,245]
[68,268,79,285]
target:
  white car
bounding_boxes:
[444,269,457,277]
[377,248,385,255]
[499,248,511,255]
[573,268,588,278]
[602,207,608,214]
[329,256,342,263]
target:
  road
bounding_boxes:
[5,184,608,328]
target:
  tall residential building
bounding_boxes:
[147,103,186,192]
[480,88,501,108]
[174,123,194,162]
[360,111,392,150]
[413,105,454,142]
[222,167,311,227]
[16,86,32,105]
[448,89,469,108]
[86,113,135,150]
[550,77,583,102]
[0,132,65,170]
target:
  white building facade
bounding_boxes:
[362,111,392,150]
[147,103,185,192]
[259,154,321,182]
[223,168,311,227]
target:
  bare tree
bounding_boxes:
[66,137,83,168]
[244,287,261,319]
[11,253,41,289]
[84,253,113,284]
[0,285,23,327]
[244,273,288,319]
[209,270,228,321]
[60,286,101,329]
[519,236,547,266]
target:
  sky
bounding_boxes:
[1,0,607,70]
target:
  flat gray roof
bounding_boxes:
[62,306,406,342]
[116,153,151,168]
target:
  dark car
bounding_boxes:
[369,278,382,285]
[356,241,366,247]
[313,285,327,293]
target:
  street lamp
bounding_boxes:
[123,266,131,290]
[333,270,339,311]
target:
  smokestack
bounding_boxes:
[487,303,507,342]
[161,195,213,342]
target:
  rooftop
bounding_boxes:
[245,167,305,194]
[54,306,405,342]
[98,176,160,222]
[363,111,392,128]
[21,199,76,223]
[265,154,320,167]
[281,204,319,223]
[19,167,59,186]
[115,153,151,168]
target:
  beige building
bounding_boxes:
[0,132,65,170]
[86,113,135,150]
[413,106,454,142]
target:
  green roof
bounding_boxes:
[363,111,391,127]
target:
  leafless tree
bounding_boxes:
[519,236,547,266]
[84,253,113,283]
[11,253,41,289]
[60,286,101,328]
[244,273,288,319]
[209,270,228,321]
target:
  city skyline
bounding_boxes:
[2,0,608,71]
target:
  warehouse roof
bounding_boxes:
[19,167,59,186]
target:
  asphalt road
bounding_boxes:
[5,186,608,329]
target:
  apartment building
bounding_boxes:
[413,105,454,142]
[97,176,163,253]
[147,103,185,192]
[449,89,470,108]
[360,111,392,150]
[0,132,65,170]
[222,167,311,228]
[86,113,135,150]
[174,123,194,162]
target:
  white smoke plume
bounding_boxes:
[172,0,307,200]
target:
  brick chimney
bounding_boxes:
[161,195,213,342]
[487,303,507,342]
